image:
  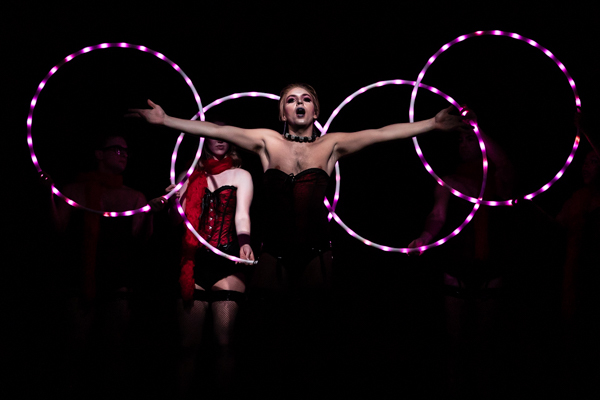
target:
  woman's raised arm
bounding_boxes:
[128,99,268,153]
[331,106,472,159]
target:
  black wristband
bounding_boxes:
[237,233,251,247]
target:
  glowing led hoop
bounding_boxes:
[27,43,203,216]
[321,80,487,254]
[410,30,581,205]
[169,92,311,265]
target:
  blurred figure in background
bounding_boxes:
[409,110,515,399]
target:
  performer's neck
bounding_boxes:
[288,123,314,138]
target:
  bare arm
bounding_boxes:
[234,169,254,262]
[332,106,471,159]
[165,171,189,225]
[128,100,269,153]
[48,181,81,233]
[408,184,451,250]
[131,191,152,239]
[51,190,72,233]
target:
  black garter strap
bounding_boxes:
[210,290,246,303]
[192,289,245,303]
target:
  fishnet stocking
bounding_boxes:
[211,299,240,392]
[177,299,208,399]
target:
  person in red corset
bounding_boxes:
[166,137,254,399]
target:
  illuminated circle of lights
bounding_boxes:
[169,91,326,265]
[410,30,581,206]
[320,80,488,254]
[27,43,203,217]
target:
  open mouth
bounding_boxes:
[296,107,306,117]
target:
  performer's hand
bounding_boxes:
[126,99,166,125]
[460,104,478,126]
[165,183,182,198]
[148,196,167,212]
[407,236,430,256]
[434,106,473,133]
[39,171,54,190]
[238,244,254,264]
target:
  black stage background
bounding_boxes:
[5,2,599,399]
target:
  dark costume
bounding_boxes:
[253,167,332,292]
[261,168,330,258]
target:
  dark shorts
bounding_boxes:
[193,243,244,290]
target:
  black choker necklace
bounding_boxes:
[284,131,317,143]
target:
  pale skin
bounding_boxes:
[167,139,254,292]
[128,86,472,177]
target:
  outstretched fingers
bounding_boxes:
[125,99,165,124]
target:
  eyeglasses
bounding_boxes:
[103,145,129,157]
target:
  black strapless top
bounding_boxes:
[261,168,331,257]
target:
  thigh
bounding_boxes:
[212,272,246,292]
[297,250,333,293]
[177,298,209,347]
[195,248,240,290]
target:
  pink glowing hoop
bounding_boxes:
[27,43,203,216]
[321,80,487,254]
[410,30,581,205]
[168,91,303,265]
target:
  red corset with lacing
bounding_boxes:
[196,186,237,248]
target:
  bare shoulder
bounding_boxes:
[62,181,85,196]
[320,131,346,140]
[320,131,351,147]
[62,182,87,204]
[261,128,284,142]
[244,128,279,145]
[442,175,460,188]
[121,184,144,195]
[121,185,147,203]
[232,168,253,185]
[319,131,354,158]
[247,128,280,154]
